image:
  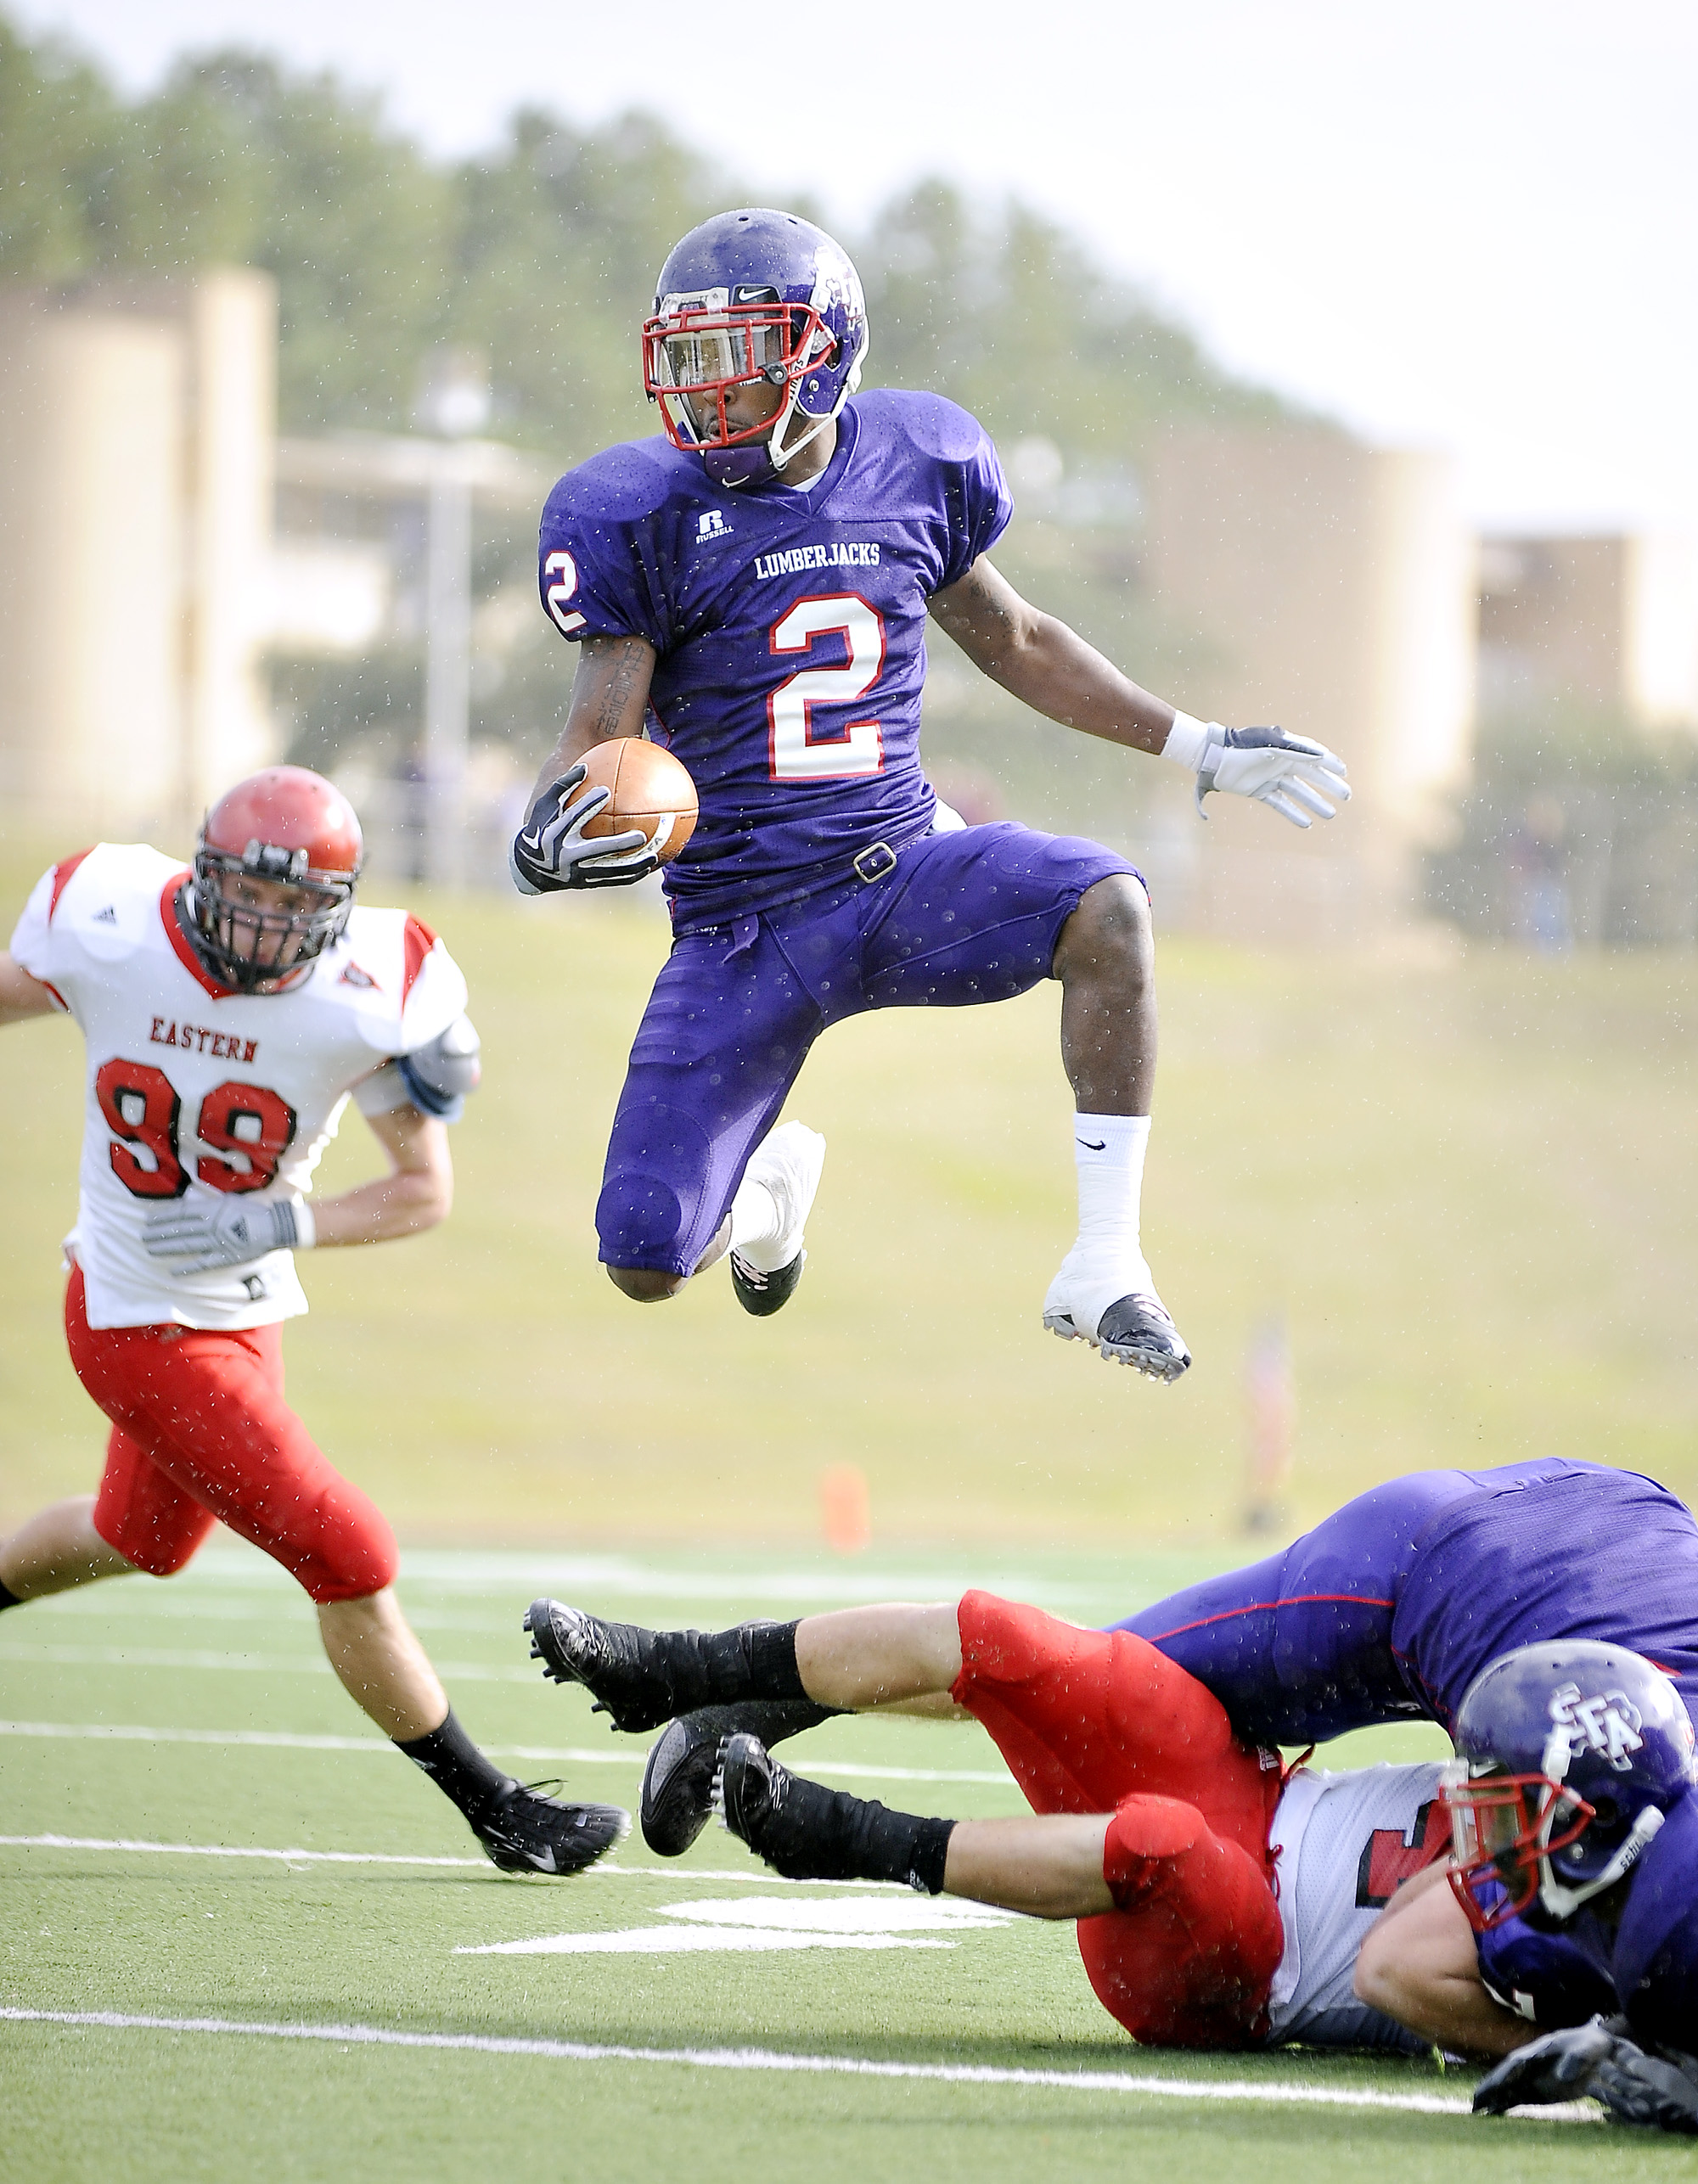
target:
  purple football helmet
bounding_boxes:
[1442,1641,1697,1930]
[643,208,869,489]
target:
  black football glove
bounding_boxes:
[1475,2017,1698,2134]
[509,764,659,894]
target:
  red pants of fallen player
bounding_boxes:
[951,1591,1285,2047]
[66,1266,397,1604]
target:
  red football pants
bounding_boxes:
[952,1590,1286,2048]
[66,1266,399,1605]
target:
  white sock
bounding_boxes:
[729,1176,787,1272]
[1070,1112,1153,1297]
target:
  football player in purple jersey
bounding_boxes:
[513,208,1350,1382]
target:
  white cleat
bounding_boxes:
[730,1121,826,1319]
[1043,1255,1191,1384]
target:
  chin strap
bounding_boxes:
[1539,1802,1666,1919]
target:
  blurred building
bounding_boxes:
[1139,421,1478,943]
[0,269,278,841]
[1477,533,1698,731]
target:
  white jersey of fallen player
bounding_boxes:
[9,842,467,1332]
[1265,1760,1448,2052]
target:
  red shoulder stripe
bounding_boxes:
[159,873,237,999]
[48,848,94,923]
[402,914,438,1007]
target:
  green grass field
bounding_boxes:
[3,856,1697,1549]
[3,845,1698,2176]
[6,1544,1680,2184]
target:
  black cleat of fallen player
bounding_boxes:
[1094,1294,1191,1384]
[730,1247,805,1317]
[713,1732,821,1877]
[525,1598,684,1732]
[472,1777,628,1875]
[641,1699,842,1857]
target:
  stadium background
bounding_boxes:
[3,14,1695,1547]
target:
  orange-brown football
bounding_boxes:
[578,737,698,866]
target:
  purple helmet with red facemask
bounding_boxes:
[643,208,869,490]
[1441,1641,1696,1934]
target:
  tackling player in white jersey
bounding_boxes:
[0,765,626,1875]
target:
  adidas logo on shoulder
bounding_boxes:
[93,905,117,924]
[695,508,732,542]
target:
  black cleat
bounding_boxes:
[730,1248,805,1317]
[712,1732,847,1880]
[525,1597,687,1734]
[472,1777,627,1876]
[1094,1293,1192,1382]
[642,1713,731,1857]
[641,1700,839,1857]
[713,1732,796,1869]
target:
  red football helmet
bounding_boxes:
[190,766,363,991]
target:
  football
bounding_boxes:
[578,737,699,866]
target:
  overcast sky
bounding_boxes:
[16,0,1698,534]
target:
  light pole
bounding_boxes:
[416,350,490,891]
[274,421,549,889]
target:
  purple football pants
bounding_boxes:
[1113,1457,1698,1745]
[597,823,1137,1276]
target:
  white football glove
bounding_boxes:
[1165,711,1351,830]
[143,1197,313,1273]
[509,763,660,894]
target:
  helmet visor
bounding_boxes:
[644,304,829,452]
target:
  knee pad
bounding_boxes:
[290,1477,399,1604]
[596,1170,691,1274]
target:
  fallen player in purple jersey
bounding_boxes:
[1115,1457,1698,2091]
[510,207,1350,1383]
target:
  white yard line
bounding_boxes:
[0,1720,1010,1785]
[0,2007,1597,2124]
[0,1646,533,1682]
[0,1833,486,1868]
[0,1832,902,1888]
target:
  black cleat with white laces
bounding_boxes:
[525,1597,807,1738]
[729,1248,805,1318]
[525,1597,686,1732]
[1093,1293,1191,1382]
[713,1732,824,1878]
[471,1777,627,1875]
[640,1700,840,1857]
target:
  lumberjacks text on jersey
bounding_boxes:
[537,387,1012,924]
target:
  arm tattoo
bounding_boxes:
[588,642,650,738]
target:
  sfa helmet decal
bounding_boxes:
[1546,1681,1647,1774]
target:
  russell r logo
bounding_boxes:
[696,509,732,542]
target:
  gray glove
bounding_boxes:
[509,763,659,893]
[1475,2017,1698,2134]
[143,1197,307,1273]
[1196,725,1351,828]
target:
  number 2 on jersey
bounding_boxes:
[767,593,886,780]
[96,1061,298,1200]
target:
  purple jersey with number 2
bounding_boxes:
[537,388,1012,925]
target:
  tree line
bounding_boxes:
[1,15,1283,473]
